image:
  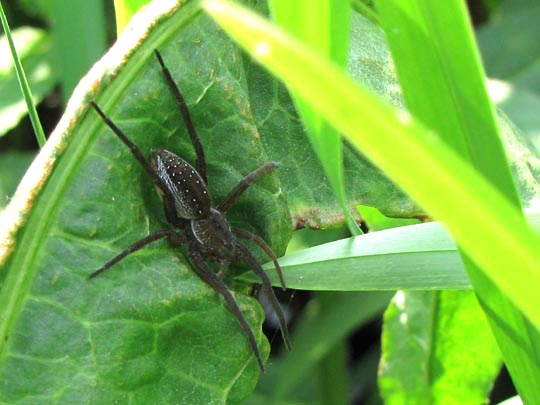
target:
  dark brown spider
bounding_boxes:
[88,50,291,371]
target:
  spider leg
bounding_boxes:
[154,50,207,184]
[235,244,292,351]
[217,162,280,214]
[88,230,176,279]
[188,249,265,371]
[90,102,168,195]
[233,228,286,291]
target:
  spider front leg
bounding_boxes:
[235,244,292,351]
[154,49,207,184]
[88,230,177,279]
[188,249,265,371]
[218,162,280,214]
[90,102,168,196]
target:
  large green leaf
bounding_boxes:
[0,1,284,402]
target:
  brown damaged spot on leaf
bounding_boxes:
[293,209,361,231]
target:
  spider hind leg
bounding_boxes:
[188,249,265,371]
[233,228,286,290]
[235,244,292,351]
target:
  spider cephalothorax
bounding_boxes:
[88,50,290,371]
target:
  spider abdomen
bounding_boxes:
[152,149,211,219]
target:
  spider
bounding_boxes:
[88,50,291,371]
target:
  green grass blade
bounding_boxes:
[251,215,540,291]
[202,0,540,325]
[0,0,46,147]
[0,27,57,138]
[377,0,517,197]
[247,213,540,291]
[376,1,540,400]
[269,1,361,235]
[241,221,470,290]
[315,335,348,405]
[267,3,359,403]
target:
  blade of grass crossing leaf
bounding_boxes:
[376,1,540,401]
[270,0,361,403]
[245,221,471,291]
[202,0,540,325]
[269,0,361,236]
[268,5,358,403]
[0,0,46,147]
[244,214,539,291]
[376,0,518,196]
